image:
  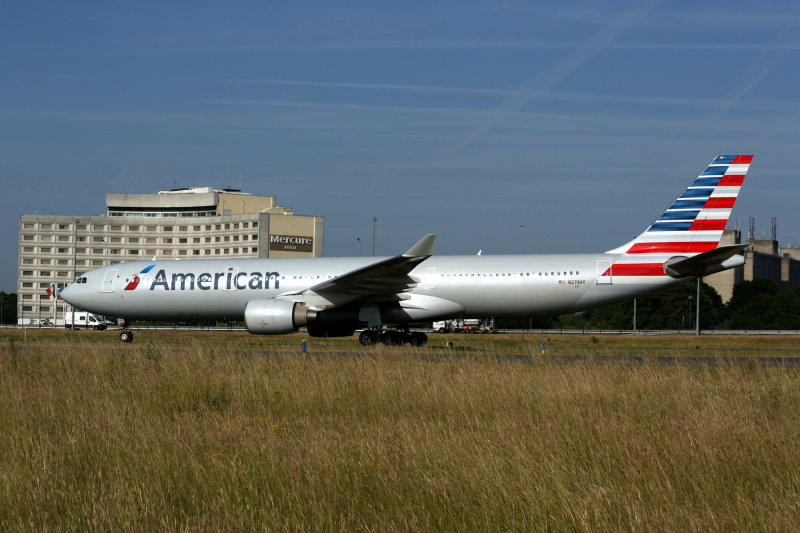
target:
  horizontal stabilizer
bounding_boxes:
[664,244,748,278]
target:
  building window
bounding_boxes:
[129,226,140,231]
[110,225,122,231]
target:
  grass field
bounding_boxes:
[2,329,800,531]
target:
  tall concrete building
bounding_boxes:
[18,187,323,325]
[705,229,800,302]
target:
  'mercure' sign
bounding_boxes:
[269,234,313,252]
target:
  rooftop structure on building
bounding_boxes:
[18,188,324,326]
[105,187,292,218]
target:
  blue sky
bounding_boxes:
[2,1,799,292]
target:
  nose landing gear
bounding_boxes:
[118,318,134,342]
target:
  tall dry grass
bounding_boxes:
[1,332,799,531]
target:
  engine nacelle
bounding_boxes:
[245,299,315,335]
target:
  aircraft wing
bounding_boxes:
[664,244,748,278]
[283,234,437,309]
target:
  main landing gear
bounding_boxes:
[358,328,428,347]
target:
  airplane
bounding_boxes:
[61,154,753,346]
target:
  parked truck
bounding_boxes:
[433,318,496,333]
[64,312,108,330]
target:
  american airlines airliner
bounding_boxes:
[61,155,752,346]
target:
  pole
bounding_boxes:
[372,216,377,256]
[356,237,362,256]
[633,298,637,331]
[695,277,701,336]
[72,219,80,330]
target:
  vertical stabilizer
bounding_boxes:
[605,155,752,278]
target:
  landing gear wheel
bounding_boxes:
[408,332,428,347]
[359,330,380,346]
[120,330,134,343]
[380,330,405,346]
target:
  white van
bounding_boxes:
[65,312,108,330]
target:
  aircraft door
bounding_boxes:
[596,260,612,285]
[425,267,437,290]
[102,269,118,293]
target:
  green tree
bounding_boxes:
[728,280,800,330]
[577,281,725,330]
[0,291,16,325]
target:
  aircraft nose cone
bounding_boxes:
[60,283,79,306]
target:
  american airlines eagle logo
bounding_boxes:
[124,265,156,291]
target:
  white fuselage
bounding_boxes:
[61,253,682,323]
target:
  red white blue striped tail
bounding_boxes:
[606,155,752,278]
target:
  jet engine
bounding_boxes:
[245,298,316,334]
